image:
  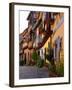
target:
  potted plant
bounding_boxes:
[32,50,44,68]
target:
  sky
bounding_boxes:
[20,11,30,33]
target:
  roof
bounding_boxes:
[27,11,32,20]
[19,28,28,43]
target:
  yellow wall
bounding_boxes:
[52,23,64,49]
[42,37,50,49]
[42,13,64,50]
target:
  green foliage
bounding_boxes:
[32,51,38,63]
[56,61,64,77]
[47,60,56,73]
[20,60,24,66]
[32,51,44,68]
[37,56,44,68]
[19,56,26,66]
[47,60,64,77]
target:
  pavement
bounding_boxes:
[19,66,49,79]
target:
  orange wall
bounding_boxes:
[52,23,64,49]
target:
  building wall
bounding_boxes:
[52,22,64,49]
[24,48,34,65]
[40,13,64,62]
[19,12,64,65]
[51,13,64,61]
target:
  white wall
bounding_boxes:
[0,0,72,89]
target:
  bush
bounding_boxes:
[37,57,44,68]
[19,60,25,66]
[47,60,56,72]
[47,60,64,77]
[32,51,44,68]
[56,61,64,77]
[19,58,26,66]
[32,51,38,63]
